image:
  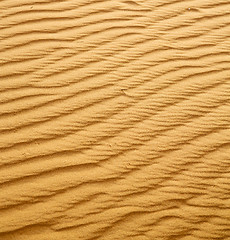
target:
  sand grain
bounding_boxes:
[0,0,230,239]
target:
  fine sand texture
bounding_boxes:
[0,0,230,239]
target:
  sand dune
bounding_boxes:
[0,0,230,239]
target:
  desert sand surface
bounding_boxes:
[0,0,230,239]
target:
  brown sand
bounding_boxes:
[0,0,230,239]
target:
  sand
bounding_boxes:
[0,0,230,239]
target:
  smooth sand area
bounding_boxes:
[0,0,230,239]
